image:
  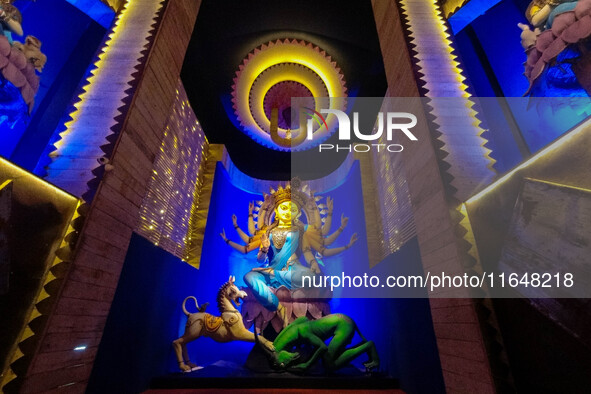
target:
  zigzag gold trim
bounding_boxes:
[399,0,496,201]
[442,0,471,18]
[186,144,224,268]
[46,0,165,197]
[0,200,82,392]
[459,203,484,273]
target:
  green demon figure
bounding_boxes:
[256,313,380,372]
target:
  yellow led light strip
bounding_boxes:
[467,118,591,203]
[46,0,164,197]
[522,178,591,194]
[0,157,76,200]
[0,201,81,392]
[399,0,496,200]
[0,158,79,391]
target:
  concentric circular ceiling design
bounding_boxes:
[231,39,348,151]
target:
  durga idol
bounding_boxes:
[220,179,357,327]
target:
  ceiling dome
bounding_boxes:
[231,39,347,152]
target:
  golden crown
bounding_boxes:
[254,178,328,227]
[269,178,306,208]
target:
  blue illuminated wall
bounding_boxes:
[452,0,529,173]
[190,162,373,366]
[462,0,529,97]
[89,162,444,394]
[1,1,109,170]
[452,0,591,171]
[87,234,203,394]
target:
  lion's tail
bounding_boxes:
[182,296,199,316]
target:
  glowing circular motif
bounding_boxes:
[231,39,347,151]
[263,81,314,130]
[251,63,326,134]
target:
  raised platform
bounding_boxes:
[149,361,400,392]
[146,389,403,394]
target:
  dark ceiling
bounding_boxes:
[181,0,387,180]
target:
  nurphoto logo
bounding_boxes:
[303,107,418,152]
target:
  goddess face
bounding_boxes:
[275,201,299,223]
